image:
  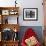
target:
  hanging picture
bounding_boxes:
[2,10,9,15]
[23,8,38,21]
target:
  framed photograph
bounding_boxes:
[23,8,38,21]
[2,10,9,15]
[9,10,18,15]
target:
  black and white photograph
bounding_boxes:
[23,8,38,21]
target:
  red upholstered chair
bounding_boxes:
[21,28,41,46]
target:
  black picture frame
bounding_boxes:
[23,8,38,21]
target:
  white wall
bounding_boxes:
[0,0,15,7]
[0,0,44,26]
[18,0,44,26]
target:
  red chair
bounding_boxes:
[21,28,41,46]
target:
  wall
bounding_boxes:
[0,0,44,26]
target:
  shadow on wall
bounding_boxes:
[18,26,43,44]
